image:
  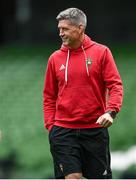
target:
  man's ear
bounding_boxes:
[79,24,85,34]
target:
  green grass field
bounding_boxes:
[0,44,136,178]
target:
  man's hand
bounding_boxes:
[96,113,113,128]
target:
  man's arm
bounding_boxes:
[43,57,58,131]
[97,47,123,127]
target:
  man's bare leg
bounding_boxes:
[65,172,82,179]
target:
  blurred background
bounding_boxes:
[0,0,136,178]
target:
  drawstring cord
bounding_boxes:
[65,49,70,84]
[65,46,90,84]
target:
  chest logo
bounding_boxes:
[59,64,66,71]
[86,57,92,65]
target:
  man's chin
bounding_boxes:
[62,42,69,46]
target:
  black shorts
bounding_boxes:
[49,125,112,179]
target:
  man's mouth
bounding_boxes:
[61,37,67,42]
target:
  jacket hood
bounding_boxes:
[60,34,95,52]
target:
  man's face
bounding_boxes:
[58,19,82,48]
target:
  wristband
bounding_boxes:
[106,110,117,119]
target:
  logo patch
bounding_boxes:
[59,64,65,71]
[59,164,63,172]
[86,57,92,65]
[103,169,107,176]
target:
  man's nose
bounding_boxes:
[59,30,64,37]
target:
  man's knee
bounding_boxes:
[65,172,82,179]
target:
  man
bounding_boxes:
[43,7,123,179]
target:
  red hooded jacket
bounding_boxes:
[43,35,123,131]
